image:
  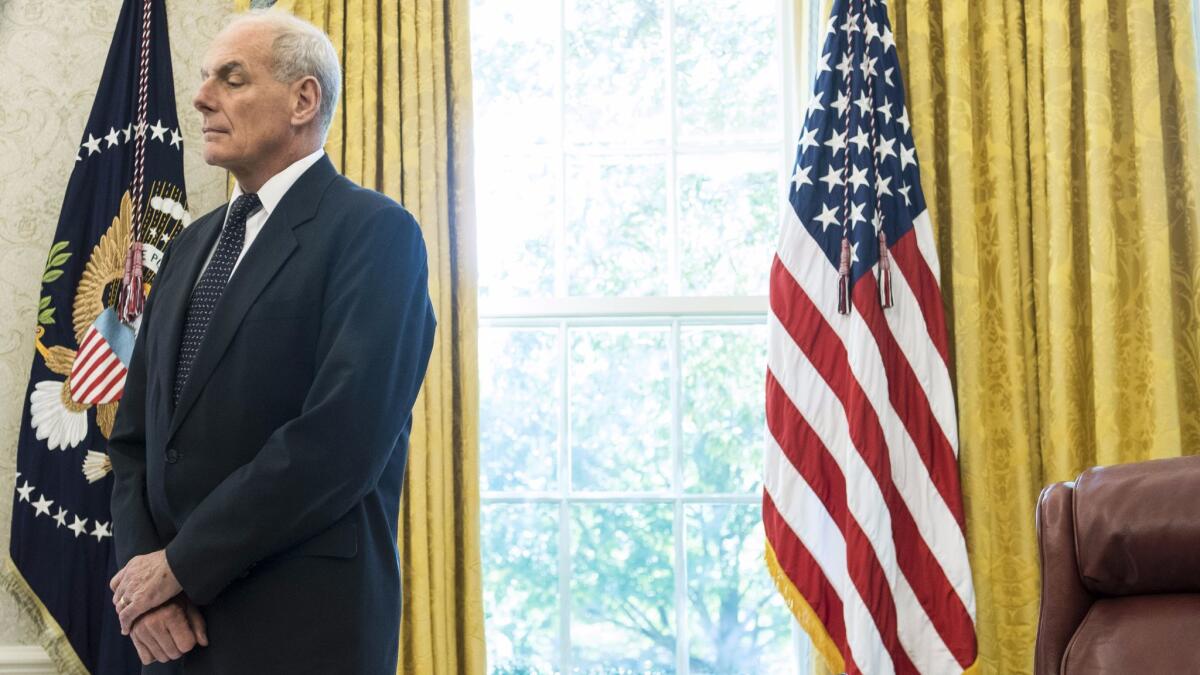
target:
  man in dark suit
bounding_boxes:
[107,9,436,673]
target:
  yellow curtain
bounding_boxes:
[233,1,486,672]
[885,0,1200,672]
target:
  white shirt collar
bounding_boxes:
[229,147,326,218]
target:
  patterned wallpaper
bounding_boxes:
[0,0,232,646]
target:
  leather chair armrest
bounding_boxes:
[1035,481,1095,675]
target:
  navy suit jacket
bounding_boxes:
[108,155,436,674]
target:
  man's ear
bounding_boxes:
[291,76,322,128]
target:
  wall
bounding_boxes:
[0,0,233,654]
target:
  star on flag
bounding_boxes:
[90,520,112,543]
[68,516,89,538]
[74,120,184,163]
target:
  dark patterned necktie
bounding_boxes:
[173,193,261,405]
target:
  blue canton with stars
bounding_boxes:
[790,0,928,285]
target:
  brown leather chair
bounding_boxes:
[1035,455,1200,674]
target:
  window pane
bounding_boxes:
[471,0,559,149]
[572,503,676,671]
[483,503,560,671]
[681,324,766,494]
[564,0,667,146]
[476,152,558,300]
[675,0,780,142]
[566,157,669,296]
[678,152,777,296]
[569,327,671,491]
[686,504,797,673]
[480,327,560,491]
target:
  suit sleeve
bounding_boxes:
[108,240,177,569]
[164,205,437,605]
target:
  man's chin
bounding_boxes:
[201,146,230,168]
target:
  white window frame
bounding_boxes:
[476,0,826,671]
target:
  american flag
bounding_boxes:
[69,307,136,405]
[763,0,977,673]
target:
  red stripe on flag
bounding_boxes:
[76,350,117,391]
[70,330,104,380]
[762,490,857,675]
[771,257,976,668]
[850,275,977,668]
[851,273,966,528]
[77,328,99,357]
[888,232,951,368]
[76,355,122,402]
[767,370,918,675]
[91,366,128,404]
[74,344,112,391]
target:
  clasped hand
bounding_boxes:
[110,550,208,664]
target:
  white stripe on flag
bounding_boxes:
[72,330,106,380]
[74,352,119,398]
[84,361,126,403]
[763,431,891,675]
[769,317,904,675]
[96,371,128,403]
[770,315,960,674]
[775,209,975,615]
[912,209,942,287]
[884,213,960,455]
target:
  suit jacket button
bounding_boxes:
[165,448,180,464]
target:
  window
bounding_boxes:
[471,0,819,671]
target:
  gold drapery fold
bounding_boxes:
[233,1,485,672]
[885,0,1200,671]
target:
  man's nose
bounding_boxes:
[193,80,215,114]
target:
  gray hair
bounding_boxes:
[227,9,342,139]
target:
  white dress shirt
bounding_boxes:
[194,148,326,286]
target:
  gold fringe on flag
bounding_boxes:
[764,540,981,674]
[765,539,846,674]
[1,556,90,675]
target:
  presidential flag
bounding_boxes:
[4,1,189,672]
[763,0,978,673]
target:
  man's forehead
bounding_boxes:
[202,23,271,72]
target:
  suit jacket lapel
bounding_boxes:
[167,156,339,442]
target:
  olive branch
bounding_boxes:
[38,240,71,326]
